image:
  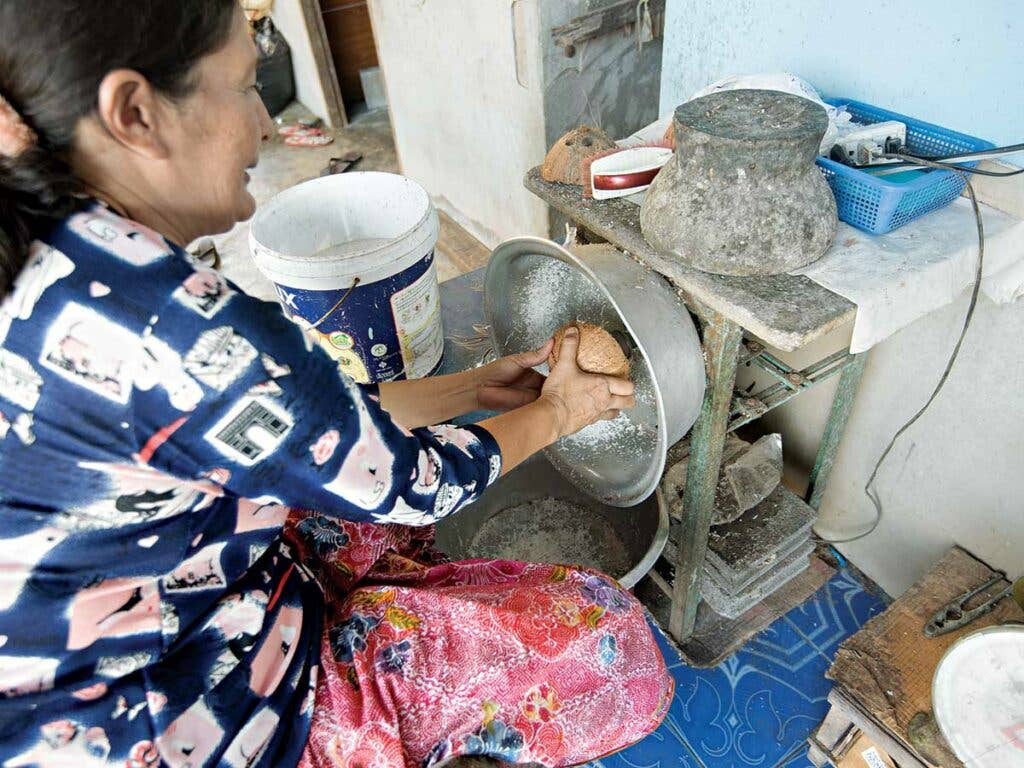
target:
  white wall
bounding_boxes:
[367,0,550,247]
[659,0,1023,154]
[272,0,334,126]
[662,0,1024,595]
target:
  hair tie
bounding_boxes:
[0,92,38,159]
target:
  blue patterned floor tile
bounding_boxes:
[615,569,885,768]
[785,570,887,657]
[649,614,686,669]
[668,642,832,768]
[775,743,814,768]
[594,717,707,768]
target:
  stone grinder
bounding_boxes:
[641,89,838,277]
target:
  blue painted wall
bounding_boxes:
[659,0,1022,154]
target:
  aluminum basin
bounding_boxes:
[484,238,706,507]
[434,454,668,588]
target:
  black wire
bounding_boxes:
[876,159,1024,177]
[917,141,1024,162]
[815,156,985,545]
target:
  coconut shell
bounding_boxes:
[548,322,631,378]
[663,120,675,148]
[540,125,617,186]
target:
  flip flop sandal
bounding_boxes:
[285,132,335,148]
[278,124,324,138]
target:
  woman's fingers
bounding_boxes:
[513,338,554,368]
[518,368,546,390]
[599,409,621,421]
[607,393,636,411]
[551,327,579,373]
[606,376,635,397]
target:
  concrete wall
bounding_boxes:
[539,1,663,150]
[659,0,1023,154]
[367,0,550,248]
[539,1,664,237]
[272,0,334,126]
[661,0,1024,595]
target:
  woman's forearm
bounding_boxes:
[377,370,481,428]
[478,397,561,477]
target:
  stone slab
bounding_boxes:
[525,167,856,351]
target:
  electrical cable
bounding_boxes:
[917,141,1024,163]
[872,160,1024,178]
[814,157,985,545]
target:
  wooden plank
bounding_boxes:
[828,546,1024,761]
[826,690,931,768]
[300,0,348,127]
[435,210,491,281]
[551,0,666,49]
[669,310,743,640]
[525,168,856,352]
[320,0,378,107]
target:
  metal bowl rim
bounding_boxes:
[619,486,670,588]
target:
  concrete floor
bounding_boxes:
[214,103,489,302]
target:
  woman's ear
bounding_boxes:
[95,69,172,159]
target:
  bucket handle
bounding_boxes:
[309,278,362,329]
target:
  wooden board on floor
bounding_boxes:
[435,210,492,282]
[827,546,1024,765]
[638,555,835,667]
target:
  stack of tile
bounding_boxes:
[700,485,817,619]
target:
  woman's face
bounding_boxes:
[165,8,275,236]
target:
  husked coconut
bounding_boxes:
[549,322,631,378]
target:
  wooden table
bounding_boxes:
[811,547,1024,767]
[526,168,867,644]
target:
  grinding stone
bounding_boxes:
[703,540,814,598]
[703,484,816,592]
[640,89,838,276]
[704,531,813,597]
[701,543,813,620]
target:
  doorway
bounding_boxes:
[319,0,383,120]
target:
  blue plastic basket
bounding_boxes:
[816,99,995,234]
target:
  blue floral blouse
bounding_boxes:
[0,203,501,767]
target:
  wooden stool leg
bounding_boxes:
[669,310,744,641]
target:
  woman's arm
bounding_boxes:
[479,327,636,477]
[375,369,480,428]
[377,343,553,428]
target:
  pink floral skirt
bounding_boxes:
[285,512,673,768]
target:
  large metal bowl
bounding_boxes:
[434,454,669,588]
[484,238,706,507]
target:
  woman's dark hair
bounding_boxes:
[0,0,238,292]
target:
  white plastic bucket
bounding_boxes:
[250,172,442,383]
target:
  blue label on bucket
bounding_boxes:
[274,251,444,383]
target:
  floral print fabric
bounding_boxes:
[289,513,674,768]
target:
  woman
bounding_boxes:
[0,3,672,767]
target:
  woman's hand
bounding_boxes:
[475,341,554,412]
[539,326,636,438]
